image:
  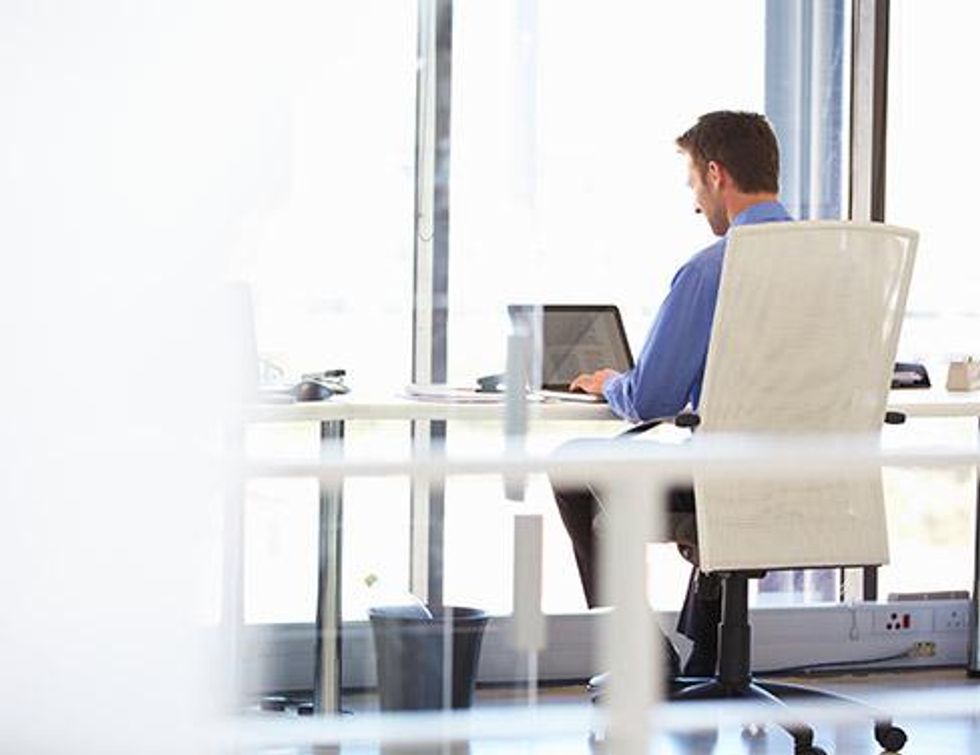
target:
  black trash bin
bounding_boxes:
[368,605,488,711]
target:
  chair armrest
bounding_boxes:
[617,411,701,438]
[623,410,903,438]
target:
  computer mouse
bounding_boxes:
[293,379,334,402]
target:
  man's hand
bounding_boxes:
[569,368,620,395]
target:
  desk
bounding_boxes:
[888,388,980,418]
[247,388,980,712]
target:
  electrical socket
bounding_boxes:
[911,641,937,658]
[934,606,969,632]
[871,607,933,634]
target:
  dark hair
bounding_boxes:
[676,111,780,194]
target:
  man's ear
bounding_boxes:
[705,160,725,190]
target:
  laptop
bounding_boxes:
[507,304,634,402]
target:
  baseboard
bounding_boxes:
[241,599,971,695]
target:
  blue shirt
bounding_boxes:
[603,201,793,421]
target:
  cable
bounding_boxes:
[754,644,921,677]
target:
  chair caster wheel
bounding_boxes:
[875,723,907,752]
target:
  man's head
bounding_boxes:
[676,111,780,236]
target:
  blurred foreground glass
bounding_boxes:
[234,3,417,624]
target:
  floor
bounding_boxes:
[250,669,980,754]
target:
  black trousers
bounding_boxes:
[550,476,722,676]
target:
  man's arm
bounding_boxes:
[600,251,721,422]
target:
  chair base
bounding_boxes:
[588,573,907,753]
[671,571,909,753]
[670,675,907,754]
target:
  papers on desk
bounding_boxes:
[404,383,506,403]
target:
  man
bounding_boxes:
[552,110,792,678]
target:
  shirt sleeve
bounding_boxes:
[602,257,719,422]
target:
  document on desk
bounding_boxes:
[404,384,507,403]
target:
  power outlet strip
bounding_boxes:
[723,599,969,678]
[245,599,974,692]
[872,606,934,634]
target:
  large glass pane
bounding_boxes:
[882,0,977,598]
[888,0,980,359]
[446,1,768,615]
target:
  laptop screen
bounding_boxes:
[508,305,634,390]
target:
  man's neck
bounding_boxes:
[725,193,779,223]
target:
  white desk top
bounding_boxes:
[887,388,980,418]
[247,393,617,424]
[246,387,980,424]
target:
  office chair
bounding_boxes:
[638,221,918,755]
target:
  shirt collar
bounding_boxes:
[729,200,792,229]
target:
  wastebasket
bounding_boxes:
[368,604,488,711]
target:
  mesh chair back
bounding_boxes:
[694,221,918,572]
